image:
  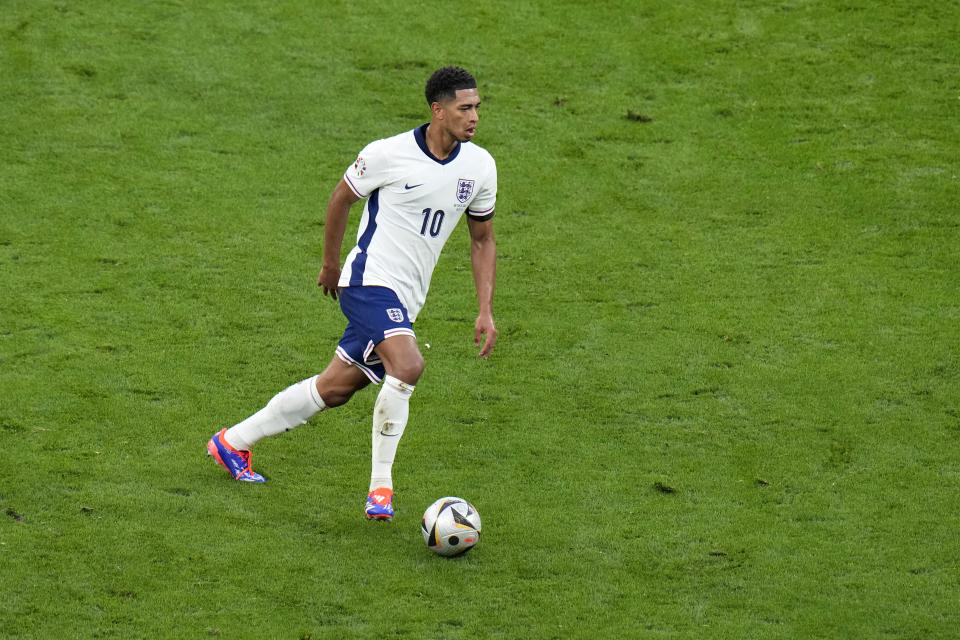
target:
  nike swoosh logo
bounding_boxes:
[404,183,423,190]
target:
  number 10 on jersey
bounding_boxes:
[420,208,445,237]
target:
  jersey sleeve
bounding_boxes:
[343,139,392,198]
[466,156,497,221]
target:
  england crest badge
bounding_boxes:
[456,179,475,203]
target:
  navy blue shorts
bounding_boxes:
[335,286,415,384]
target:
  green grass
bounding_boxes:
[2,0,959,637]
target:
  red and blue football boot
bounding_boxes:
[365,488,394,521]
[206,428,265,483]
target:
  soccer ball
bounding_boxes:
[421,497,482,557]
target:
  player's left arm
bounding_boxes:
[467,216,497,360]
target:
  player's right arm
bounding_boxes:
[318,178,361,300]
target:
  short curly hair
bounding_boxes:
[425,66,477,105]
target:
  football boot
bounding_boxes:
[206,428,265,483]
[365,488,394,521]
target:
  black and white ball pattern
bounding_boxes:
[421,497,482,557]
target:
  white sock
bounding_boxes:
[369,375,415,492]
[224,375,326,450]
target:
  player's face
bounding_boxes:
[438,88,481,142]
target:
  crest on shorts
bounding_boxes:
[456,179,475,203]
[386,308,404,323]
[353,156,367,177]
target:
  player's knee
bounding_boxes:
[390,354,424,386]
[314,362,370,408]
[316,380,357,408]
[320,387,354,408]
[410,352,426,382]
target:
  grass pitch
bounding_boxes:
[2,1,958,638]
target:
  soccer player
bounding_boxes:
[206,66,498,522]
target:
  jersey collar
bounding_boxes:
[414,123,462,165]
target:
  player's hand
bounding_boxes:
[318,265,341,300]
[474,313,497,360]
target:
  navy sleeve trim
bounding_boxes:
[466,210,495,222]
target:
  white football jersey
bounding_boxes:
[339,124,497,322]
